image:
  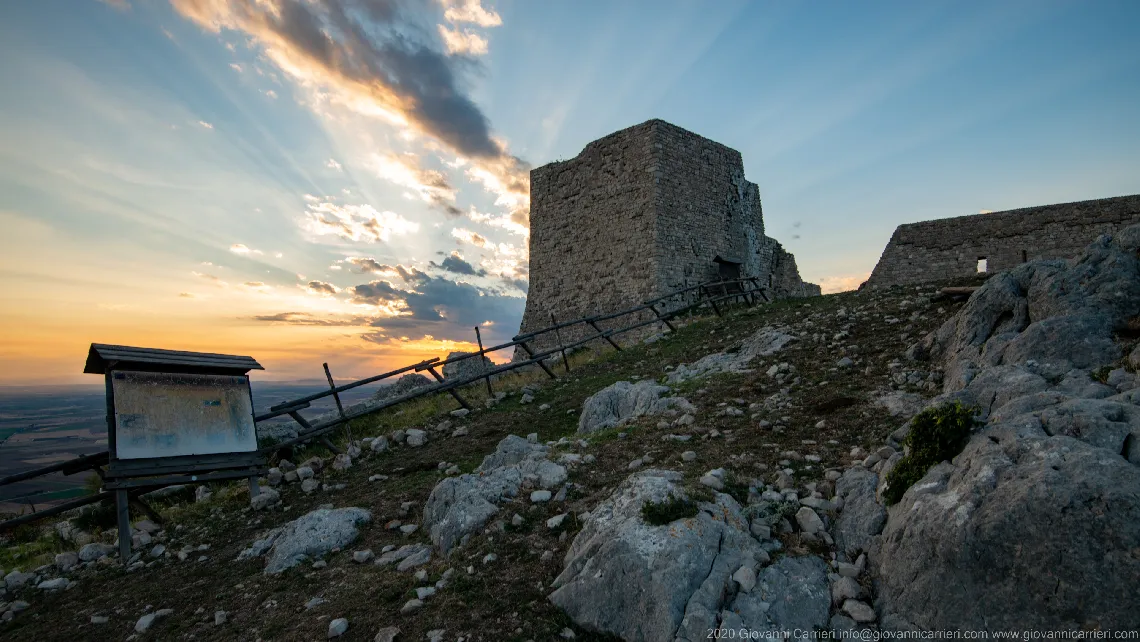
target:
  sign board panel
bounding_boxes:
[110,371,257,460]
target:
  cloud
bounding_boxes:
[197,120,214,129]
[441,0,502,27]
[171,0,531,223]
[816,273,871,295]
[263,89,278,99]
[347,257,393,274]
[430,251,486,276]
[303,199,419,243]
[229,62,243,72]
[350,267,524,341]
[326,158,343,171]
[178,292,195,298]
[174,0,503,159]
[371,153,461,215]
[500,275,528,294]
[230,243,253,254]
[437,25,488,56]
[451,227,487,247]
[466,206,528,237]
[191,271,227,287]
[252,311,367,326]
[305,280,340,296]
[242,281,274,293]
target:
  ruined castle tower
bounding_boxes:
[518,119,819,351]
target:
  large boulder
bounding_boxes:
[371,373,434,401]
[877,428,1140,630]
[578,380,694,434]
[832,467,885,558]
[879,226,1140,630]
[910,227,1140,392]
[442,351,494,382]
[237,507,371,574]
[666,327,796,383]
[549,469,828,640]
[256,422,300,445]
[423,436,566,556]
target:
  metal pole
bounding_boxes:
[473,326,493,396]
[550,313,571,373]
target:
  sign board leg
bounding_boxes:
[248,476,261,499]
[115,489,130,566]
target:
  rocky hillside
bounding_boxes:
[2,226,1138,640]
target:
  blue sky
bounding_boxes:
[1,0,1138,383]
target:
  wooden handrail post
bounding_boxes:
[473,325,494,396]
[550,312,571,373]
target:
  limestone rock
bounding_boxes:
[832,467,886,557]
[877,429,1140,630]
[423,435,565,556]
[78,543,115,562]
[549,469,828,640]
[250,487,280,510]
[578,380,694,434]
[135,608,173,633]
[373,627,401,642]
[328,617,349,638]
[795,507,825,534]
[406,429,428,447]
[666,327,796,383]
[237,507,371,574]
[442,351,494,381]
[910,228,1140,392]
[54,552,79,572]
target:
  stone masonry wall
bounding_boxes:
[519,119,818,354]
[866,195,1140,288]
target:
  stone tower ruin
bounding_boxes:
[518,119,819,351]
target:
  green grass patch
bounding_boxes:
[641,494,698,525]
[882,401,978,505]
[1090,366,1113,384]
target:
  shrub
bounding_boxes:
[641,494,698,525]
[882,401,978,506]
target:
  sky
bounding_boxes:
[1,0,1139,385]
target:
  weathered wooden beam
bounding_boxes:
[426,365,472,410]
[588,319,622,351]
[518,341,558,379]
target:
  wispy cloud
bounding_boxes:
[441,0,502,27]
[171,0,531,224]
[252,311,367,326]
[451,227,488,247]
[438,25,489,56]
[816,273,870,294]
[229,243,263,255]
[326,158,343,171]
[191,271,227,287]
[370,153,461,215]
[430,251,486,276]
[302,199,420,243]
[197,120,214,129]
[304,280,340,296]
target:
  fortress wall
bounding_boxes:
[866,195,1140,287]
